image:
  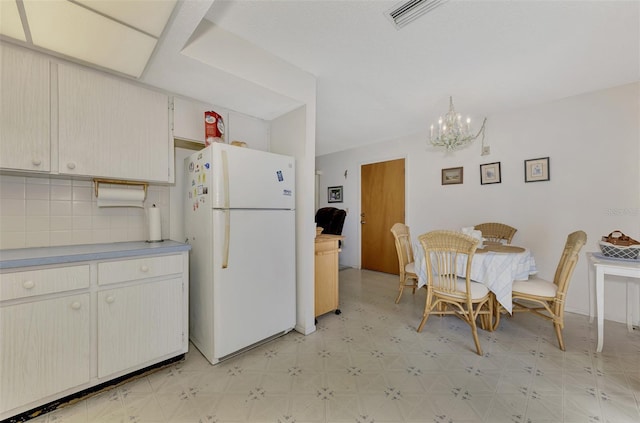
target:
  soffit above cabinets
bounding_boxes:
[0,0,177,78]
[0,0,26,41]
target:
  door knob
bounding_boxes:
[361,220,366,224]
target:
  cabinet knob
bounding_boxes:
[70,301,82,310]
[105,295,115,304]
[32,159,42,166]
[140,265,149,272]
[67,162,76,170]
[22,280,35,289]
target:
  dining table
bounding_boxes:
[414,241,538,323]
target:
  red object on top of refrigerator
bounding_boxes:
[204,111,224,146]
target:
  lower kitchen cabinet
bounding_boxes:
[0,293,91,414]
[0,242,190,421]
[98,278,184,378]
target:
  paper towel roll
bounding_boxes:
[147,206,162,242]
[97,188,145,208]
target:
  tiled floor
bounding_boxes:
[29,268,640,422]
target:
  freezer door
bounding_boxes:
[210,143,295,210]
[212,209,295,359]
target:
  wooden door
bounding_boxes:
[361,159,405,274]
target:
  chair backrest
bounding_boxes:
[418,230,479,297]
[553,230,587,299]
[315,207,346,235]
[474,222,517,244]
[390,223,414,270]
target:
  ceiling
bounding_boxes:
[201,0,639,156]
[2,1,638,156]
[0,0,176,77]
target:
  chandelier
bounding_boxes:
[429,97,487,151]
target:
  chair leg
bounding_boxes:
[395,283,404,304]
[470,319,483,356]
[554,322,565,351]
[417,290,433,332]
[479,298,495,332]
[492,297,501,331]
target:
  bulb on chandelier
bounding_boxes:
[429,97,487,151]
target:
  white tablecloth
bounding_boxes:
[414,244,537,313]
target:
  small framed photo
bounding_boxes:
[328,186,343,203]
[441,167,463,185]
[480,162,501,185]
[524,157,550,183]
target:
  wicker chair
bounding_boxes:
[417,230,493,355]
[474,222,517,244]
[511,230,587,351]
[390,223,418,304]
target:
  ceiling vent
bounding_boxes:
[386,0,448,29]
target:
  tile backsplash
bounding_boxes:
[0,175,170,250]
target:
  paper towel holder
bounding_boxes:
[93,178,148,200]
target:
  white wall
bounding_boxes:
[316,82,640,324]
[271,106,317,336]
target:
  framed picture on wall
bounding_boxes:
[328,186,343,203]
[524,157,550,182]
[441,167,463,185]
[480,162,501,185]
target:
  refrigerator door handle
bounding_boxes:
[221,150,231,268]
[222,209,230,269]
[221,150,230,209]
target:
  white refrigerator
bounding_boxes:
[185,143,296,364]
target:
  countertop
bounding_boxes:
[315,234,344,241]
[0,240,191,269]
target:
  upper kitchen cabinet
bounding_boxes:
[58,64,172,183]
[227,111,270,152]
[172,97,270,151]
[172,96,228,144]
[0,44,51,172]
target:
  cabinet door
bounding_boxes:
[0,44,50,172]
[97,278,183,378]
[314,239,340,317]
[0,294,90,414]
[58,64,170,182]
[227,111,270,151]
[172,96,227,144]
